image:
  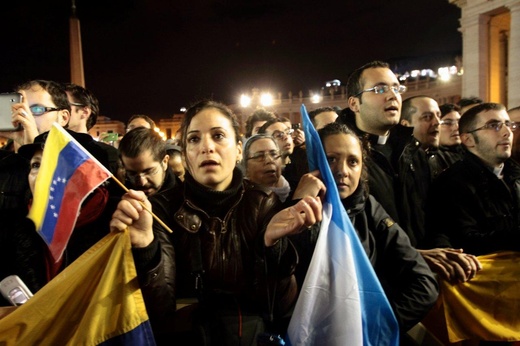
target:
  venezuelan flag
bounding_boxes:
[28,123,111,262]
[0,229,156,345]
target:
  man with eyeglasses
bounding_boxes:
[1,80,71,217]
[426,103,520,256]
[341,61,412,236]
[439,103,462,147]
[437,103,465,168]
[341,62,479,290]
[6,80,70,152]
[508,105,520,164]
[258,118,309,194]
[118,127,175,196]
[62,83,99,135]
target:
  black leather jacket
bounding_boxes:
[133,169,298,338]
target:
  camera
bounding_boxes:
[0,275,33,306]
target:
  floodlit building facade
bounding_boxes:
[450,0,520,108]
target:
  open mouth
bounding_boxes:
[200,160,218,167]
[385,105,399,112]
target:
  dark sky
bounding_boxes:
[0,0,462,123]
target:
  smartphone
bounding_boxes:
[0,92,22,132]
[0,275,33,306]
[291,123,301,130]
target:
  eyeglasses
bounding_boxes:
[271,129,294,140]
[440,119,459,127]
[466,121,518,133]
[69,102,85,107]
[125,165,162,182]
[30,106,63,116]
[247,150,281,162]
[354,84,407,98]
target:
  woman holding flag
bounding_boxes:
[110,100,322,345]
[289,122,438,342]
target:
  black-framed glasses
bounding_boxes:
[70,102,86,107]
[354,84,407,98]
[271,129,294,140]
[29,106,63,116]
[440,119,459,127]
[466,121,518,133]
[247,150,281,162]
[125,165,162,182]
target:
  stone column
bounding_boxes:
[507,2,520,108]
[459,12,489,100]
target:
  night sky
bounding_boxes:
[0,0,462,123]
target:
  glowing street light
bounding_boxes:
[240,94,251,108]
[311,94,321,103]
[260,93,273,106]
[438,67,451,81]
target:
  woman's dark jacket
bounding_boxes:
[133,169,298,338]
[292,184,438,332]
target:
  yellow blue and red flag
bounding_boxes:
[287,104,399,345]
[28,123,111,262]
[0,229,156,345]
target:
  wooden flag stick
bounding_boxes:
[110,175,173,233]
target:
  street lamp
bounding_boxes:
[260,92,273,106]
[240,94,251,108]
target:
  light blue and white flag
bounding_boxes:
[286,104,399,346]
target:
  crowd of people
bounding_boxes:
[1,59,519,345]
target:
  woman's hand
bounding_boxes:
[264,196,322,246]
[292,170,326,200]
[110,190,154,248]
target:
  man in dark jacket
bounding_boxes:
[341,61,413,239]
[426,103,520,255]
[341,61,479,283]
[119,127,176,197]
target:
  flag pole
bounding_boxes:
[110,175,174,233]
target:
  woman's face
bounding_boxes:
[245,138,282,187]
[323,133,363,199]
[28,150,43,195]
[185,108,242,191]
